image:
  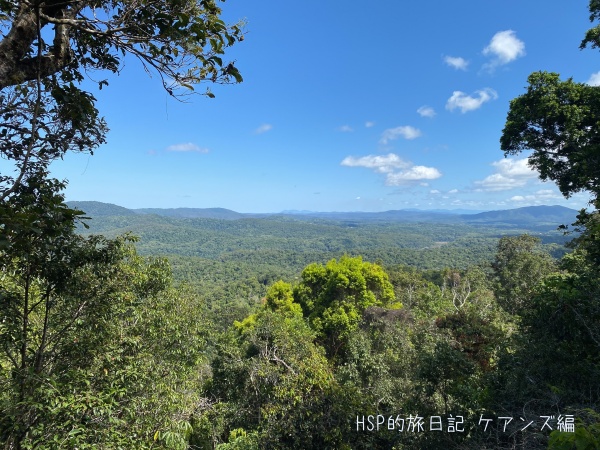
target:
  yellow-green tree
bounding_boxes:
[293,255,397,358]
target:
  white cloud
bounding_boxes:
[446,88,497,113]
[430,189,441,194]
[338,125,354,132]
[386,166,442,186]
[444,56,469,70]
[475,174,520,191]
[365,121,375,128]
[474,158,538,191]
[448,189,459,194]
[483,30,525,68]
[342,153,441,186]
[417,106,436,118]
[380,126,421,144]
[255,123,273,134]
[341,153,410,173]
[509,189,561,203]
[166,143,209,153]
[587,71,600,86]
[492,158,537,178]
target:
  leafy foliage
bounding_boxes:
[0,0,244,92]
[0,180,208,448]
[293,256,396,358]
[197,309,341,449]
[492,234,556,314]
[501,71,600,201]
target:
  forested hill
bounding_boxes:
[68,200,138,216]
[65,200,575,341]
[134,207,250,220]
[67,201,579,229]
[67,201,574,276]
[461,205,579,227]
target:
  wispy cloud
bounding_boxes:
[166,143,209,153]
[587,71,600,86]
[386,166,442,186]
[483,30,525,70]
[446,88,497,113]
[338,125,354,132]
[341,153,441,186]
[444,55,469,70]
[474,158,538,191]
[509,189,561,203]
[380,126,421,144]
[341,153,410,173]
[417,106,436,118]
[255,123,273,134]
[365,121,375,128]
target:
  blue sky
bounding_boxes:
[47,0,599,212]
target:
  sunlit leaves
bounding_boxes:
[501,72,600,201]
[294,256,396,357]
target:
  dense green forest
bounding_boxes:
[71,203,573,332]
[2,0,600,448]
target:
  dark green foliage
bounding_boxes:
[492,234,556,315]
[582,0,600,51]
[501,71,600,201]
[0,0,244,92]
[515,250,600,406]
[0,179,209,448]
[486,9,600,448]
[0,228,208,448]
[196,247,529,449]
[196,310,342,450]
[1,0,242,446]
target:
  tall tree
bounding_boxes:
[495,5,600,446]
[0,1,241,447]
[500,1,600,209]
[500,71,600,204]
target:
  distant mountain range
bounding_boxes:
[66,201,580,230]
[135,207,251,220]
